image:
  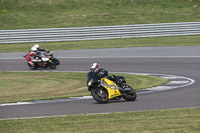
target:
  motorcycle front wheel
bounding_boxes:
[122,85,137,101]
[91,87,108,103]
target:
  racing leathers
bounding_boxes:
[87,68,125,90]
[25,51,40,67]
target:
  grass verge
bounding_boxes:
[0,0,199,30]
[0,107,200,132]
[0,35,200,53]
[0,71,168,104]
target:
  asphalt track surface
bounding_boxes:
[0,46,200,119]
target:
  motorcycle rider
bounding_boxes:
[88,63,108,77]
[23,44,44,57]
[25,47,39,67]
[87,63,123,90]
[87,63,106,90]
[33,44,46,52]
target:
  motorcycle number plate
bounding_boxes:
[42,57,49,61]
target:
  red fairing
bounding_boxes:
[26,52,35,61]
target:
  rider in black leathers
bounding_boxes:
[87,63,125,91]
[87,63,107,89]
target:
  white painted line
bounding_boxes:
[43,56,200,59]
[169,81,190,84]
[0,96,92,107]
[0,56,200,60]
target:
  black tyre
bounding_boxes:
[53,58,60,65]
[91,87,108,103]
[122,85,137,101]
[49,62,56,69]
[30,66,37,70]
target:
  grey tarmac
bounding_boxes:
[0,46,200,119]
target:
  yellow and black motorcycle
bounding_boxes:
[87,71,137,103]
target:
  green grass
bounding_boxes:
[0,71,168,104]
[0,108,200,133]
[0,0,199,30]
[0,0,199,53]
[0,1,199,130]
[0,35,199,53]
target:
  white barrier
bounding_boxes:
[0,22,199,44]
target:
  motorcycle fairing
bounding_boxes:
[101,78,121,99]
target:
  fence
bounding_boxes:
[0,22,199,44]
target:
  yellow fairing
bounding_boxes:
[101,78,121,99]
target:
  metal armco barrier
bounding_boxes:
[0,22,200,44]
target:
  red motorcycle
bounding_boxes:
[24,51,56,70]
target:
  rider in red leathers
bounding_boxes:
[25,47,39,67]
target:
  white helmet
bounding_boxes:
[31,47,37,51]
[90,63,99,72]
[34,44,40,48]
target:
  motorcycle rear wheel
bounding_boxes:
[122,85,137,101]
[91,87,108,103]
[49,62,56,69]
